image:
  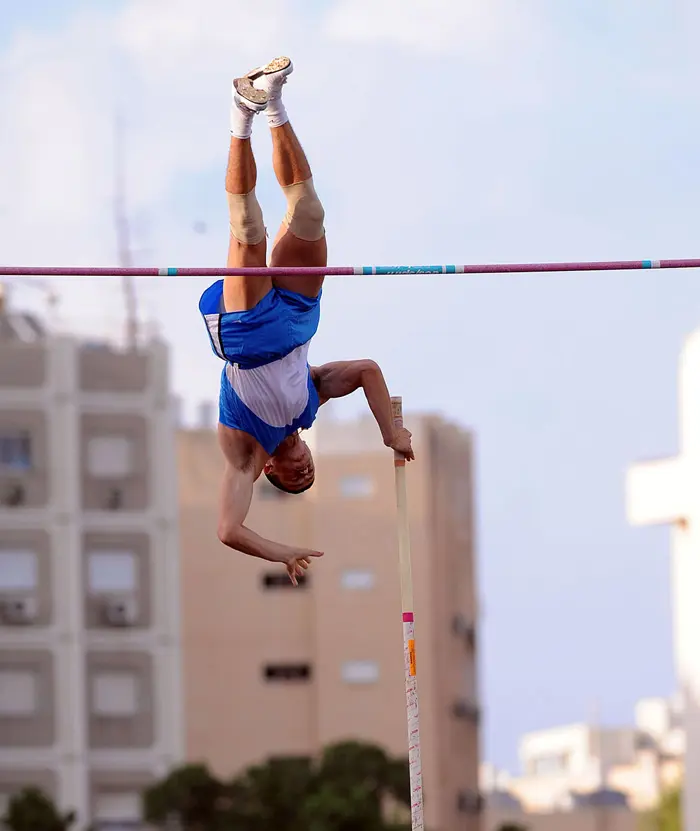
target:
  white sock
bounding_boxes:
[265,93,289,129]
[230,99,256,140]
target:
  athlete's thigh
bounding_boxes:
[224,236,272,312]
[269,225,327,299]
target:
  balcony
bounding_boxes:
[452,698,481,723]
[451,614,476,648]
[456,789,484,815]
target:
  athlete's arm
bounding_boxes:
[311,360,415,460]
[217,437,323,583]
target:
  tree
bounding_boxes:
[2,787,76,831]
[642,788,681,831]
[306,740,411,831]
[145,741,413,831]
[303,781,384,831]
[143,763,227,830]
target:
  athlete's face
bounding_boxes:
[265,438,315,493]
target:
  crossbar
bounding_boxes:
[1,259,700,277]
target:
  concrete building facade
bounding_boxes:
[178,409,481,831]
[480,693,685,823]
[626,325,700,829]
[0,295,183,828]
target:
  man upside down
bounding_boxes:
[199,57,414,585]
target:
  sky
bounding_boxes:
[3,0,700,772]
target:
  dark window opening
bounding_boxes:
[262,572,308,589]
[264,663,312,682]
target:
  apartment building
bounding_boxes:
[178,408,481,831]
[0,293,183,828]
[480,693,685,824]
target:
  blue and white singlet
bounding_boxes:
[199,281,322,455]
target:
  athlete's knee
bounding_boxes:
[227,189,266,245]
[282,177,325,242]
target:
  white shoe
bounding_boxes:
[232,76,269,113]
[246,56,293,98]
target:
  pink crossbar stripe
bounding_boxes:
[402,612,414,622]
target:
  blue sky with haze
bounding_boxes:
[2,0,700,771]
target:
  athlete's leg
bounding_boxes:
[253,59,327,298]
[224,78,271,312]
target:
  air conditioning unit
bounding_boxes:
[1,483,26,507]
[102,594,138,627]
[106,488,124,510]
[1,595,38,625]
[451,614,476,645]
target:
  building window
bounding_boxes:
[0,433,32,470]
[87,436,133,478]
[529,753,570,776]
[342,661,379,684]
[94,792,142,827]
[0,550,37,592]
[263,664,311,682]
[92,672,139,717]
[339,475,374,498]
[0,670,37,716]
[341,569,375,590]
[88,551,137,594]
[262,572,308,589]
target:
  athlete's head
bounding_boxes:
[264,433,315,494]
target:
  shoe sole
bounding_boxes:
[233,77,268,108]
[246,56,293,81]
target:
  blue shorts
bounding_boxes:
[199,282,322,453]
[199,281,322,369]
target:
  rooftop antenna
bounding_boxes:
[114,112,139,351]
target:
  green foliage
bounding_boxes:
[641,788,681,831]
[146,740,413,831]
[223,757,315,831]
[143,762,227,830]
[303,781,384,831]
[2,787,76,831]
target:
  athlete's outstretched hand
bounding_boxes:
[387,427,415,461]
[285,549,324,586]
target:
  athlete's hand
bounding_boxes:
[387,427,415,461]
[285,549,324,586]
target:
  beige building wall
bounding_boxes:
[178,410,481,831]
[0,302,184,828]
